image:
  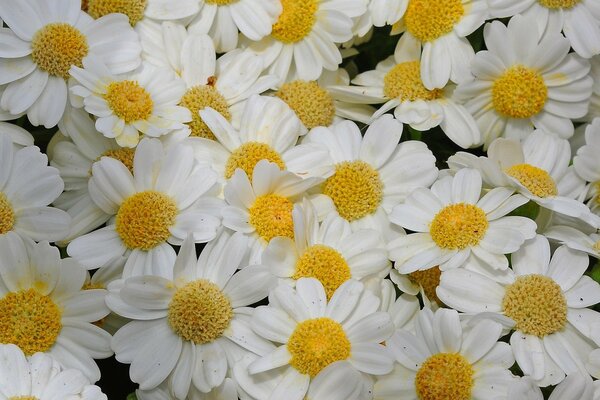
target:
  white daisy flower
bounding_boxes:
[0,135,70,242]
[328,39,480,148]
[0,0,141,128]
[375,308,515,399]
[490,0,600,59]
[67,138,223,278]
[544,225,600,260]
[573,118,600,215]
[137,378,238,400]
[0,121,34,148]
[454,15,593,147]
[262,199,390,299]
[0,344,108,400]
[108,232,276,398]
[243,0,367,83]
[0,232,112,382]
[367,277,421,332]
[69,58,191,148]
[84,0,147,26]
[388,168,537,273]
[235,278,394,400]
[510,373,595,400]
[305,115,439,243]
[438,235,600,386]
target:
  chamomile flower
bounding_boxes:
[388,168,537,273]
[69,58,191,147]
[368,277,421,332]
[262,199,390,299]
[375,308,515,399]
[0,135,70,242]
[0,344,108,400]
[490,0,600,59]
[438,235,600,386]
[67,138,222,277]
[544,225,600,260]
[0,0,141,128]
[236,278,394,400]
[454,15,593,147]
[243,0,367,83]
[305,115,438,243]
[0,232,112,382]
[573,118,600,215]
[108,232,275,398]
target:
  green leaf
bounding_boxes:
[127,393,137,400]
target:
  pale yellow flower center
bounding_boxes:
[179,84,231,140]
[492,65,548,119]
[384,61,444,101]
[87,0,147,25]
[271,0,318,43]
[31,23,89,79]
[409,266,442,304]
[99,148,136,173]
[505,164,558,198]
[276,81,336,128]
[430,204,488,250]
[105,80,154,124]
[225,142,286,179]
[0,192,15,234]
[249,194,295,242]
[415,353,474,400]
[538,0,581,9]
[293,245,351,299]
[405,0,464,42]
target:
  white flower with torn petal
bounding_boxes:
[69,58,191,148]
[573,118,600,216]
[388,168,537,273]
[67,138,223,278]
[234,278,394,400]
[375,308,515,399]
[108,232,275,399]
[305,116,438,244]
[437,235,600,387]
[0,0,141,128]
[0,232,112,382]
[454,15,593,148]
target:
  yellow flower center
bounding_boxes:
[292,245,351,299]
[430,204,488,250]
[384,61,444,101]
[415,353,474,400]
[593,240,600,254]
[99,148,136,173]
[276,81,336,128]
[249,194,294,243]
[31,23,89,79]
[87,0,147,25]
[322,161,383,222]
[502,274,567,337]
[224,142,286,180]
[9,397,39,400]
[288,317,351,377]
[115,191,178,250]
[179,85,231,140]
[271,0,318,44]
[83,281,105,290]
[405,0,464,42]
[105,80,154,124]
[505,164,558,198]
[205,0,239,4]
[0,192,15,235]
[0,289,62,355]
[538,0,581,9]
[167,280,233,344]
[409,266,442,304]
[492,65,548,119]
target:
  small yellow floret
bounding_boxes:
[538,0,581,9]
[271,0,318,43]
[105,80,154,123]
[168,280,233,344]
[0,192,15,234]
[430,203,488,250]
[249,194,294,242]
[31,23,89,79]
[384,61,444,101]
[492,65,548,119]
[409,266,442,304]
[87,0,147,25]
[505,164,558,198]
[415,353,474,400]
[9,397,39,400]
[405,0,464,42]
[115,191,178,250]
[179,85,231,140]
[593,241,600,254]
[276,81,336,128]
[293,245,351,299]
[288,317,351,377]
[205,0,239,4]
[100,148,136,173]
[0,289,62,355]
[225,142,286,179]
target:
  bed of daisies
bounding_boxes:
[2,0,600,399]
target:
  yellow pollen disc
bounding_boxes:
[405,0,464,42]
[322,161,383,222]
[83,281,105,290]
[384,61,444,101]
[505,164,558,198]
[105,80,154,124]
[292,245,351,299]
[409,266,442,304]
[168,280,233,344]
[538,0,581,9]
[0,289,62,355]
[115,191,178,250]
[179,85,231,140]
[205,0,239,4]
[502,274,567,337]
[224,142,286,180]
[415,353,474,400]
[87,0,147,25]
[249,194,294,243]
[288,317,351,377]
[100,148,136,173]
[271,0,318,44]
[492,65,548,119]
[0,192,15,234]
[31,23,89,80]
[430,203,488,250]
[276,81,336,129]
